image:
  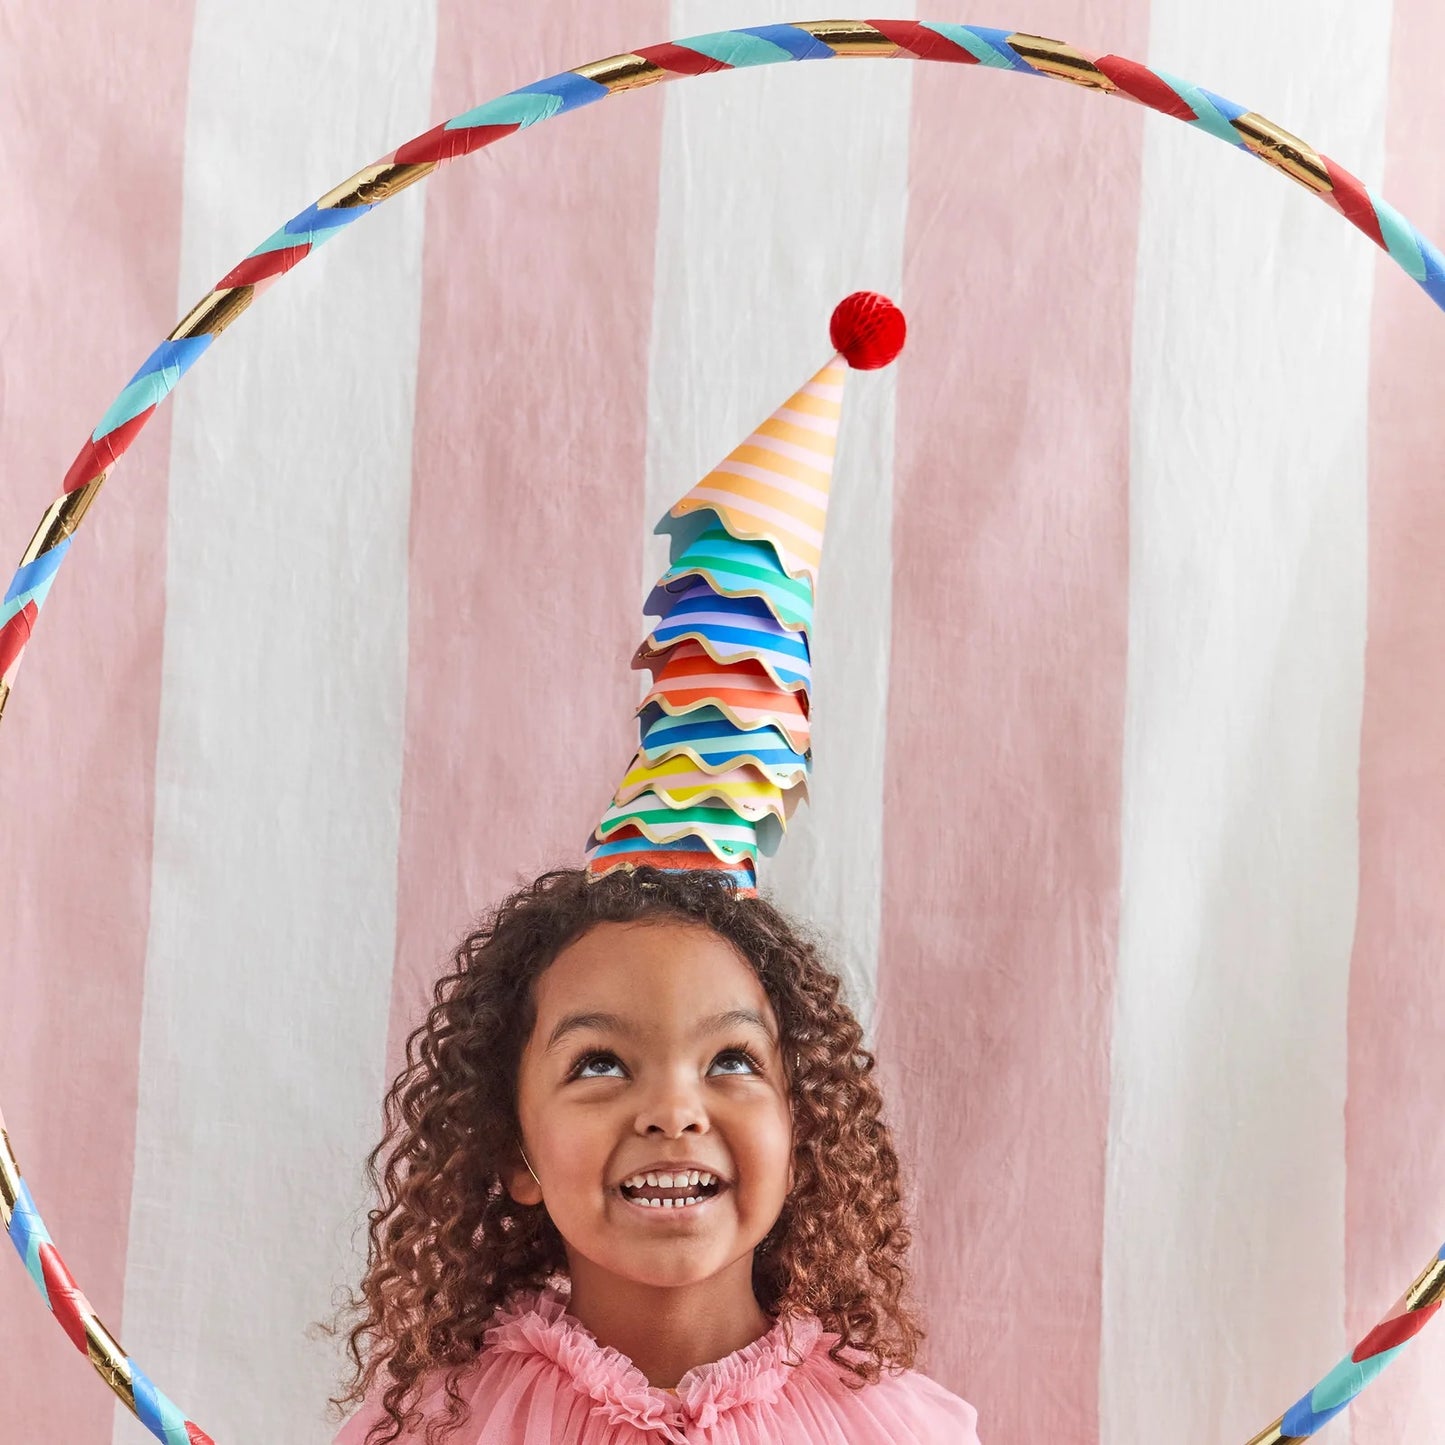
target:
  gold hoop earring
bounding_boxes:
[519,1143,543,1191]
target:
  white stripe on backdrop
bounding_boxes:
[650,0,915,1034]
[1101,2,1391,1441]
[113,4,436,1441]
[0,6,1440,1445]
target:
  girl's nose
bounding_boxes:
[635,1076,709,1137]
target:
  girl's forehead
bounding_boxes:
[533,919,776,1028]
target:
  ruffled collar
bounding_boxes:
[483,1287,825,1435]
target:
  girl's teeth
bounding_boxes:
[619,1170,721,1191]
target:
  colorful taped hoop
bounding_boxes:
[2,21,1442,1445]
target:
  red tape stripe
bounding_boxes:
[866,19,981,64]
[1353,1301,1441,1363]
[635,42,733,75]
[0,602,37,678]
[394,120,521,167]
[220,246,310,289]
[62,407,155,494]
[39,1243,93,1353]
[1323,156,1388,250]
[1094,55,1197,120]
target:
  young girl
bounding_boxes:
[330,864,981,1444]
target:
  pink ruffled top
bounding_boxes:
[333,1287,980,1444]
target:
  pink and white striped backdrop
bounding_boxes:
[1,4,1442,1442]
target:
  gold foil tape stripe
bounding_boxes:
[0,1126,21,1224]
[1406,1252,1445,1311]
[1009,33,1117,92]
[1244,1424,1300,1445]
[796,20,900,56]
[1233,113,1332,194]
[573,52,669,92]
[316,159,437,211]
[20,478,108,566]
[0,680,10,724]
[86,1314,137,1413]
[169,285,255,343]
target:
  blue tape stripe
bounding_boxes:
[131,335,212,386]
[1418,234,1445,308]
[922,23,1030,71]
[679,29,798,69]
[3,541,69,608]
[1200,87,1248,122]
[517,70,610,114]
[284,200,371,237]
[736,24,835,61]
[8,1182,53,1296]
[131,1364,193,1444]
[1283,1390,1350,1436]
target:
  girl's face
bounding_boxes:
[509,919,794,1291]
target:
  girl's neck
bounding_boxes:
[563,1253,773,1389]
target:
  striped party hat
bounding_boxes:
[586,291,906,894]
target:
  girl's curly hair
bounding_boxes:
[328,865,923,1444]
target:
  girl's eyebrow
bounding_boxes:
[545,1011,627,1053]
[697,1007,778,1045]
[544,1007,777,1053]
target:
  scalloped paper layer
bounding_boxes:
[614,751,806,826]
[637,580,811,692]
[595,792,762,861]
[585,827,757,889]
[640,705,808,786]
[636,641,810,751]
[647,522,814,633]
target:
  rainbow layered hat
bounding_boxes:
[585,292,906,895]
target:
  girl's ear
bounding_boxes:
[504,1156,544,1208]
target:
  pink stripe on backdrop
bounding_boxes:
[0,1,193,1439]
[876,5,1145,1437]
[1348,3,1445,1436]
[388,5,668,1066]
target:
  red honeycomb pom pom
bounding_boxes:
[829,291,906,370]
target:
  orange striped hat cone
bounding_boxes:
[586,292,907,894]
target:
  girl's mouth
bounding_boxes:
[617,1170,727,1212]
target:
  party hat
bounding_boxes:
[586,291,907,894]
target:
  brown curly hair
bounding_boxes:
[329,865,923,1444]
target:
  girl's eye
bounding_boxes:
[709,1046,764,1076]
[571,1051,626,1080]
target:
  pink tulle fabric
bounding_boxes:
[333,1287,981,1444]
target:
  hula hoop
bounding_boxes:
[2,20,1443,1445]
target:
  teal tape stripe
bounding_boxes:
[446,89,566,132]
[92,370,174,440]
[1375,196,1428,281]
[0,572,60,629]
[922,22,1025,70]
[678,29,798,68]
[1309,1343,1403,1414]
[1155,71,1245,146]
[247,226,303,259]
